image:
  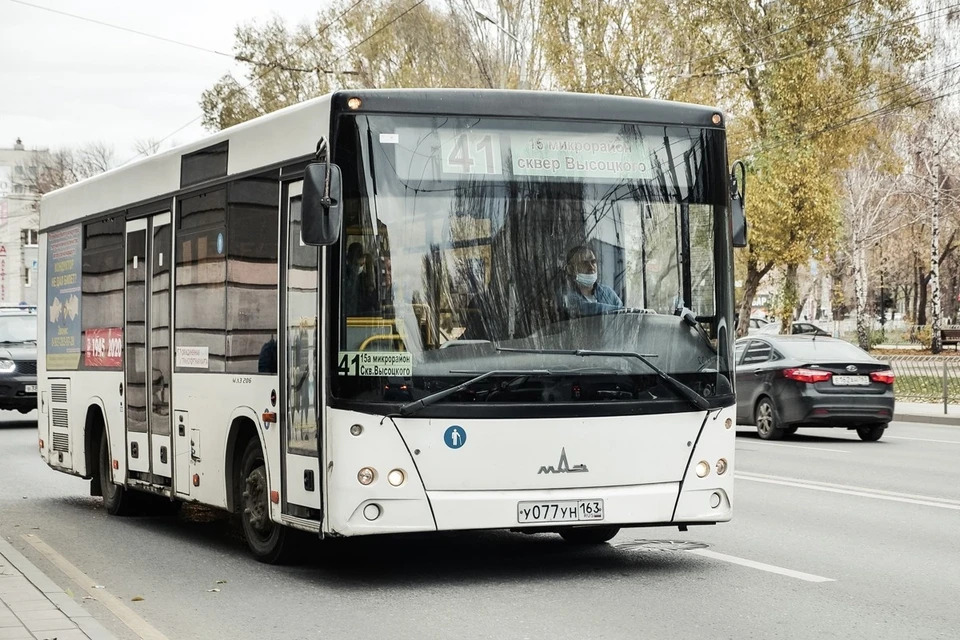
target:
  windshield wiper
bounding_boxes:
[397,369,550,417]
[496,347,710,411]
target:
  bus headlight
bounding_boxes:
[0,359,15,374]
[357,467,376,485]
[696,461,710,478]
[387,469,406,487]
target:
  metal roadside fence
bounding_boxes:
[876,355,960,412]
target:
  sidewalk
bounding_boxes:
[0,537,118,640]
[894,401,960,426]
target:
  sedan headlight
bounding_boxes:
[0,359,15,374]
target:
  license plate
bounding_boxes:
[25,385,37,393]
[832,375,870,386]
[517,500,604,523]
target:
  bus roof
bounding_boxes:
[39,89,724,232]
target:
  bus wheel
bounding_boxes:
[559,525,621,545]
[99,430,137,516]
[239,439,297,563]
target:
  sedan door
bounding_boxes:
[737,339,777,424]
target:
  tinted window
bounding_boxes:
[226,177,279,373]
[777,340,873,362]
[742,341,772,364]
[82,216,124,370]
[734,341,748,364]
[180,141,228,188]
[176,190,227,372]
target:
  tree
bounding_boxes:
[16,143,116,214]
[200,1,499,131]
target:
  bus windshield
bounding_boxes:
[333,113,733,413]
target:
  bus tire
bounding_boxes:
[559,525,620,545]
[239,438,298,564]
[99,430,137,516]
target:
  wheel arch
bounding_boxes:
[224,407,268,514]
[82,398,109,492]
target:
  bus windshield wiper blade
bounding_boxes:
[397,369,550,417]
[495,347,710,411]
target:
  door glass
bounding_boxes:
[151,223,171,440]
[286,195,319,455]
[742,342,772,365]
[125,229,147,435]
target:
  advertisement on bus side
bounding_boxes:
[46,224,82,370]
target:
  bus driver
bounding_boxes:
[562,245,624,318]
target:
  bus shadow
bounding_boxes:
[45,499,706,588]
[290,530,704,588]
[736,430,876,445]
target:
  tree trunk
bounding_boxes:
[854,243,869,350]
[736,256,773,337]
[917,267,929,327]
[931,136,942,353]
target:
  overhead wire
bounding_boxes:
[121,0,369,164]
[7,0,234,59]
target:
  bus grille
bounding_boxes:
[51,408,69,429]
[51,384,68,404]
[51,432,69,452]
[16,360,37,375]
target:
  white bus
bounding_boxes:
[38,89,746,563]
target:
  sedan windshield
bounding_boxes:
[332,114,733,413]
[0,315,37,342]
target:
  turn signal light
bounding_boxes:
[869,370,895,385]
[784,368,832,384]
[38,439,44,449]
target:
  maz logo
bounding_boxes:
[538,448,588,474]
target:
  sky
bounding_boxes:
[0,0,326,163]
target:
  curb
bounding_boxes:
[894,412,960,426]
[0,536,120,640]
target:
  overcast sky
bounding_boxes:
[0,0,326,162]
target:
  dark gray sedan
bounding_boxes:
[734,335,895,441]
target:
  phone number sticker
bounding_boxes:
[337,351,413,377]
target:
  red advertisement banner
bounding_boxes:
[84,328,123,368]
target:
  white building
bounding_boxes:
[0,138,43,306]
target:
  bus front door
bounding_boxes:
[123,213,173,488]
[280,180,322,513]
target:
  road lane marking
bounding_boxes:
[22,534,170,640]
[736,472,960,510]
[736,441,850,453]
[687,549,835,583]
[886,435,960,444]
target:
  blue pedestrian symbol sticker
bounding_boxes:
[444,425,466,449]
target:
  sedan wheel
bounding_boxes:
[857,425,886,441]
[755,398,785,440]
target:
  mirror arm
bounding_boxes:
[315,138,335,207]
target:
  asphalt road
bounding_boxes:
[2,411,958,640]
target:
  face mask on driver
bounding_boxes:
[575,273,598,288]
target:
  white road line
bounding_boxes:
[687,549,835,583]
[735,472,960,510]
[737,441,850,453]
[886,435,960,445]
[22,534,171,640]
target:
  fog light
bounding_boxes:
[696,461,710,478]
[387,469,406,486]
[716,458,728,475]
[363,503,381,521]
[357,467,376,485]
[350,424,363,436]
[724,418,732,429]
[710,492,722,508]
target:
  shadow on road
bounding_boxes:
[40,497,709,588]
[736,429,885,444]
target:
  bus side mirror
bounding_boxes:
[730,160,747,248]
[301,163,343,246]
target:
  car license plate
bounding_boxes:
[517,500,604,523]
[25,385,37,393]
[832,375,870,386]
